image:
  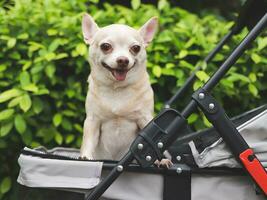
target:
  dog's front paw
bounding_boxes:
[79,151,93,160]
[154,159,173,168]
[79,155,90,160]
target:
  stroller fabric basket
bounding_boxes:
[17,105,267,200]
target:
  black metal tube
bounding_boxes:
[164,30,235,108]
[203,12,267,92]
[85,152,134,200]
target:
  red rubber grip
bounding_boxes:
[239,149,267,195]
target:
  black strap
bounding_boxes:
[163,169,191,200]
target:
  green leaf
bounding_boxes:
[203,115,212,128]
[19,94,32,112]
[193,81,203,91]
[18,33,29,39]
[248,84,258,97]
[0,109,15,121]
[165,63,175,69]
[35,88,49,95]
[227,73,250,83]
[47,29,58,36]
[0,89,22,103]
[14,114,26,134]
[251,53,261,64]
[162,68,175,76]
[257,37,267,50]
[22,130,32,145]
[249,73,257,83]
[53,113,62,127]
[188,113,198,124]
[7,38,16,48]
[152,66,162,77]
[30,64,44,74]
[131,0,140,9]
[66,134,75,144]
[195,71,210,82]
[0,122,13,137]
[76,43,87,56]
[44,52,56,61]
[55,132,63,145]
[62,118,72,131]
[28,41,45,52]
[31,141,41,148]
[55,53,68,60]
[22,61,32,70]
[178,50,188,59]
[20,71,31,87]
[45,64,56,78]
[33,98,43,114]
[22,84,39,92]
[158,0,168,10]
[1,177,11,194]
[0,64,7,72]
[8,96,22,107]
[48,39,60,52]
[179,60,194,70]
[74,123,83,133]
[37,127,56,143]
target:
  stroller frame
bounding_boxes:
[86,1,267,199]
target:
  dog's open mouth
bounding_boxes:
[101,62,134,81]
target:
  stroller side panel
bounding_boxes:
[96,171,163,200]
[17,154,102,189]
[192,174,265,200]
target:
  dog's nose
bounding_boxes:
[116,56,129,67]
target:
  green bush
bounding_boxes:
[0,0,266,199]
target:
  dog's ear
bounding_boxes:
[82,13,99,45]
[139,17,158,47]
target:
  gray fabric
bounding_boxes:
[191,109,267,168]
[30,146,81,159]
[17,152,102,189]
[192,174,265,200]
[89,171,163,200]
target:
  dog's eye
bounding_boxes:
[100,43,112,52]
[130,45,141,54]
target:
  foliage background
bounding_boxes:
[0,0,266,199]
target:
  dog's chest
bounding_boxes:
[98,118,138,160]
[95,87,139,117]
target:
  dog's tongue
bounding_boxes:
[113,70,127,81]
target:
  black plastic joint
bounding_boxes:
[130,109,187,168]
[192,88,219,115]
[130,123,166,168]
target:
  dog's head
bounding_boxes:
[82,14,158,83]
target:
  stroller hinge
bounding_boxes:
[130,109,188,168]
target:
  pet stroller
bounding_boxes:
[17,0,267,199]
